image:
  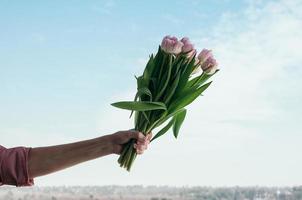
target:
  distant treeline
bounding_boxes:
[0,185,301,200]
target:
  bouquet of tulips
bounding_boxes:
[111,35,219,171]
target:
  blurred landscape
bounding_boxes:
[1,185,302,200]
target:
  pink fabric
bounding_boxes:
[0,145,34,187]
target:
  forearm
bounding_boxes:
[28,135,114,179]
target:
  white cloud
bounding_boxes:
[192,0,302,120]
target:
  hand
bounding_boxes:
[109,130,152,155]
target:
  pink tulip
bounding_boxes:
[197,49,213,63]
[200,57,218,75]
[180,37,194,53]
[161,35,184,54]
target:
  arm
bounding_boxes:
[28,130,151,179]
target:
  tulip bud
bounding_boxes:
[197,49,213,63]
[200,57,218,75]
[180,37,194,53]
[161,35,184,55]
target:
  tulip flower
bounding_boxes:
[201,57,218,75]
[197,49,213,63]
[181,37,194,53]
[161,35,184,54]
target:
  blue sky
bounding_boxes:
[1,0,302,186]
[0,0,248,140]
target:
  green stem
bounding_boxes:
[118,141,131,165]
[123,151,130,168]
[126,150,137,171]
[118,109,161,170]
[123,142,134,168]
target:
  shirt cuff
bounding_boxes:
[0,147,34,187]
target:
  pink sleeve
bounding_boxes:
[0,145,34,187]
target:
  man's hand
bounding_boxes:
[110,130,152,155]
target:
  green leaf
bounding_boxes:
[150,108,185,131]
[171,56,184,78]
[156,53,166,83]
[186,73,207,88]
[151,46,163,78]
[150,77,157,93]
[111,101,167,111]
[129,87,153,118]
[143,54,155,81]
[138,87,152,101]
[151,118,174,142]
[186,69,219,89]
[142,111,150,124]
[135,75,147,90]
[173,56,196,97]
[172,109,186,138]
[163,71,181,105]
[169,81,212,113]
[155,54,173,101]
[134,111,139,129]
[129,92,140,118]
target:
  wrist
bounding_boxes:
[96,135,115,156]
[104,133,124,155]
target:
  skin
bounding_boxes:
[28,130,152,179]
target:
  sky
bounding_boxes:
[0,0,302,186]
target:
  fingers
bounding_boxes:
[111,130,152,155]
[133,143,146,154]
[147,132,152,140]
[128,130,145,143]
[134,132,152,155]
[115,130,152,154]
